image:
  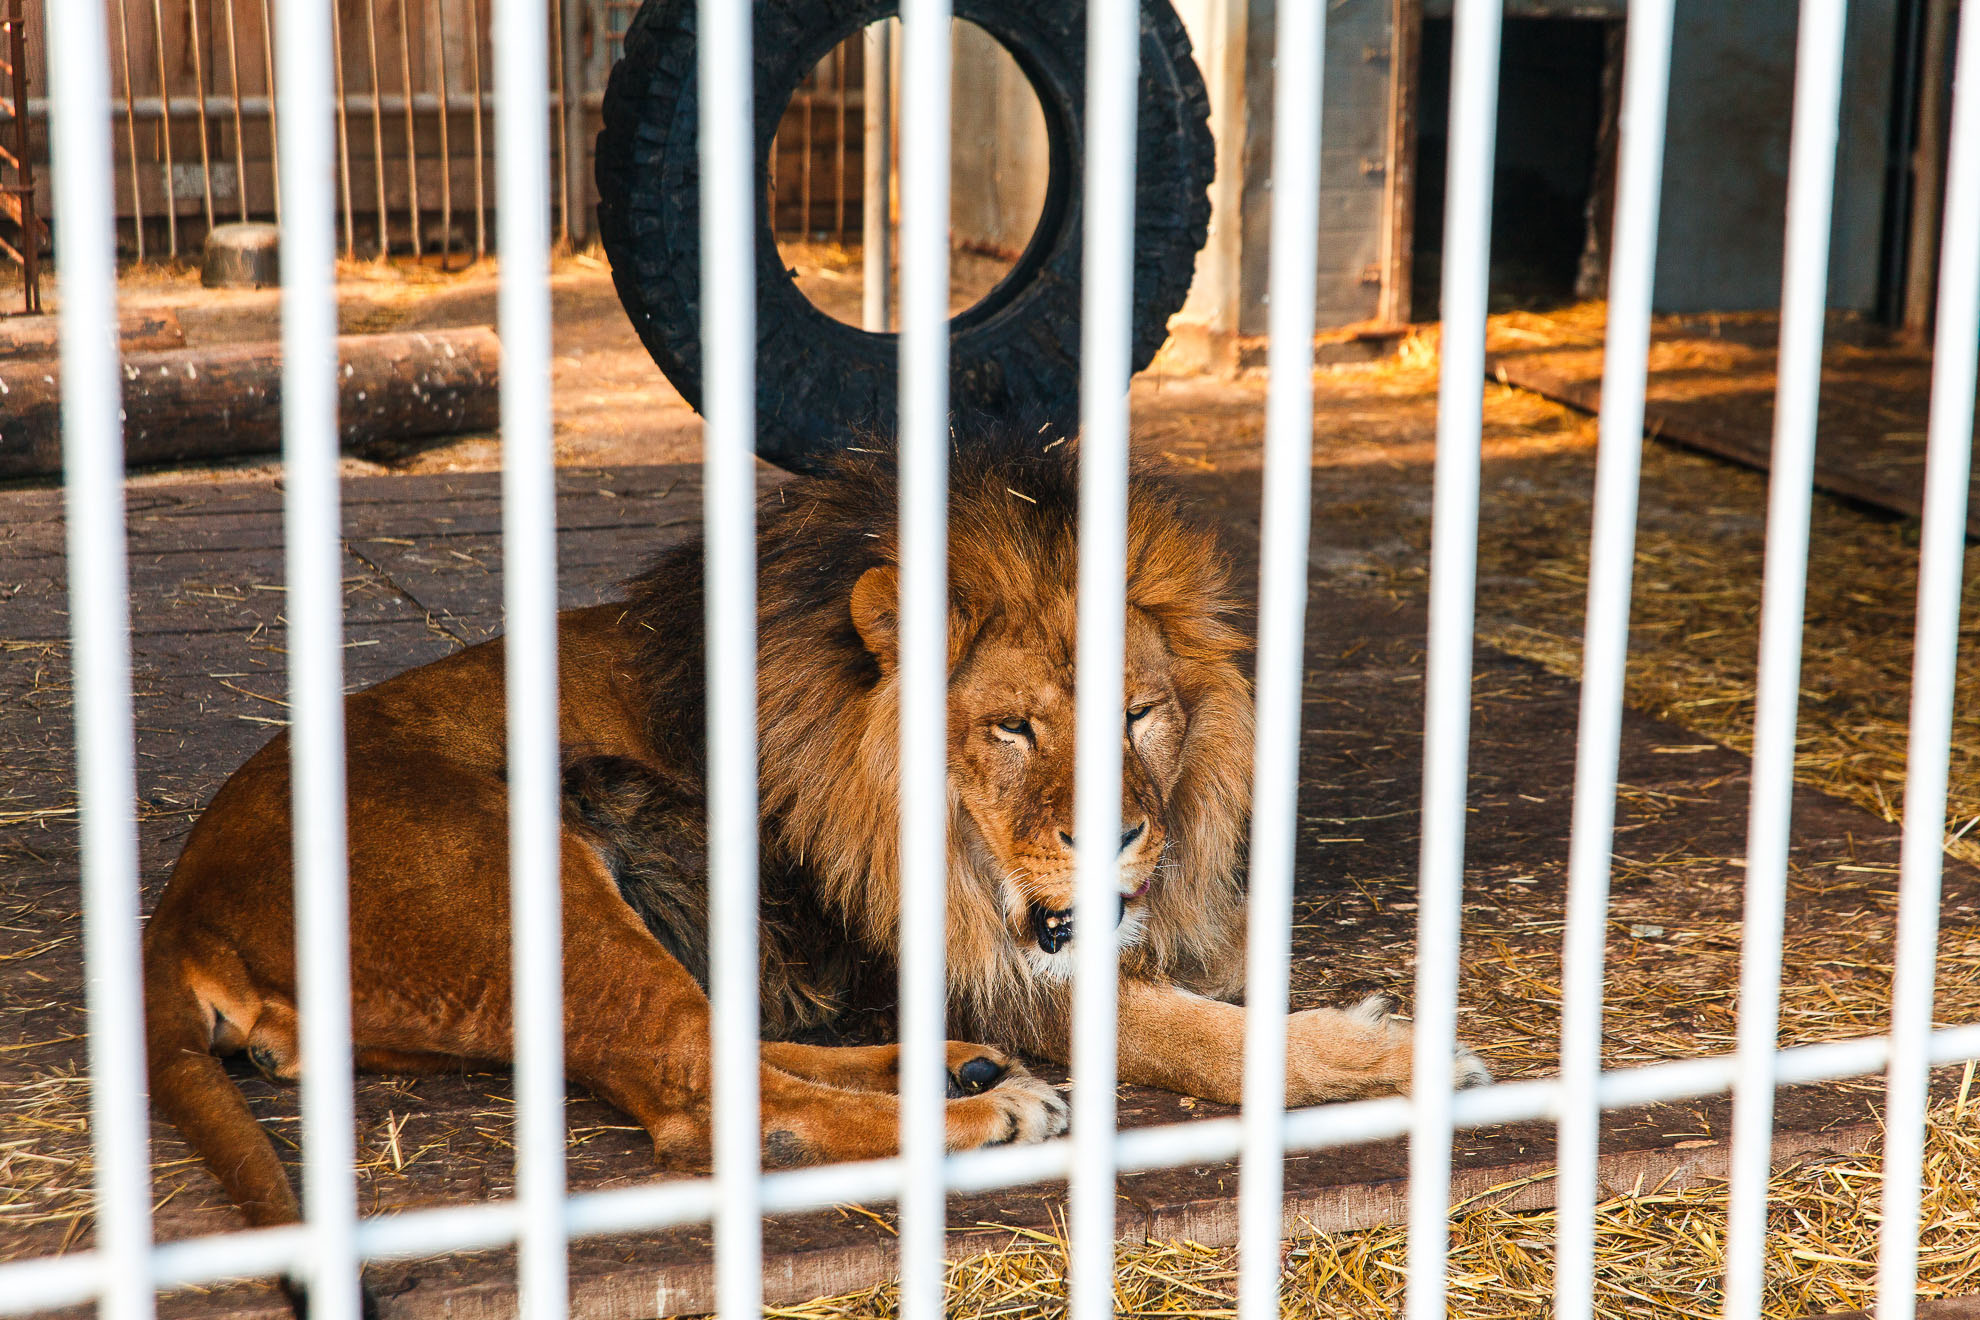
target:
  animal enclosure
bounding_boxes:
[3,4,1980,1320]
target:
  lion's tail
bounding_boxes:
[144,953,301,1229]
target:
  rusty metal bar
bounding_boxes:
[259,0,278,223]
[468,0,486,258]
[397,0,422,256]
[4,0,36,310]
[185,0,217,232]
[560,0,586,244]
[222,0,248,221]
[799,72,813,239]
[364,0,389,255]
[114,0,146,260]
[834,40,847,242]
[551,0,569,246]
[149,0,179,256]
[332,0,355,254]
[433,0,453,265]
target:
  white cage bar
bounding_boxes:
[1409,0,1502,1317]
[894,1,953,1318]
[1551,1,1674,1316]
[1234,0,1326,1312]
[1877,2,1980,1318]
[12,1,1980,1319]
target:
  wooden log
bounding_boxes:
[0,309,186,363]
[0,327,501,478]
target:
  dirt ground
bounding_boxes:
[4,259,1979,1317]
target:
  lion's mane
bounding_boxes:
[620,426,1254,1048]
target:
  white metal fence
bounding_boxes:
[8,0,1980,1317]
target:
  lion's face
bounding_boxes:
[946,606,1187,976]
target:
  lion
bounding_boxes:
[142,426,1488,1262]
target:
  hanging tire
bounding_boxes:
[595,0,1215,472]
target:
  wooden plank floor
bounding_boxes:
[1486,307,1979,533]
[2,461,1973,1319]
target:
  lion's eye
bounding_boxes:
[1126,703,1154,726]
[994,717,1033,739]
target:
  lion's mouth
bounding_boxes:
[1027,893,1137,952]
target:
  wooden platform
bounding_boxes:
[2,460,1975,1318]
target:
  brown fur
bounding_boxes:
[142,429,1484,1247]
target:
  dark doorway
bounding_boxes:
[1412,17,1619,320]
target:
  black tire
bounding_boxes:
[595,0,1214,472]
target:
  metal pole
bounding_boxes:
[332,0,355,255]
[259,0,278,224]
[697,0,762,1314]
[551,0,569,248]
[47,0,157,1309]
[1071,0,1140,1315]
[1408,0,1504,1316]
[114,0,146,260]
[493,0,568,1309]
[1551,4,1676,1317]
[396,0,421,256]
[834,42,847,242]
[1877,3,1980,1316]
[363,0,389,255]
[861,18,892,331]
[150,0,179,257]
[561,0,587,244]
[1722,4,1851,1317]
[896,0,952,1314]
[1236,0,1327,1313]
[468,0,486,258]
[432,0,453,265]
[186,0,217,231]
[222,0,248,220]
[276,0,361,1308]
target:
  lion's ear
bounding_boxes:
[849,564,899,664]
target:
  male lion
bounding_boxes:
[143,430,1488,1247]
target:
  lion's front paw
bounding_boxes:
[945,1065,1069,1150]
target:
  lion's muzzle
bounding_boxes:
[1027,895,1129,952]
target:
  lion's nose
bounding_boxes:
[1057,821,1147,855]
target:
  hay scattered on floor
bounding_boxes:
[759,1084,1978,1320]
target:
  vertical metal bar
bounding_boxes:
[799,86,813,240]
[222,0,248,221]
[1235,0,1326,1316]
[1723,5,1850,1318]
[560,0,586,245]
[332,1,355,256]
[1551,4,1675,1318]
[363,0,389,256]
[697,0,761,1314]
[433,0,453,265]
[114,0,147,261]
[396,0,421,257]
[1877,3,1980,1315]
[186,0,217,232]
[493,0,567,1309]
[1406,0,1502,1317]
[834,42,847,243]
[861,18,891,331]
[48,0,156,1314]
[551,1,569,248]
[468,0,486,259]
[1071,0,1139,1315]
[149,0,179,257]
[276,0,359,1309]
[259,0,279,225]
[896,0,952,1315]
